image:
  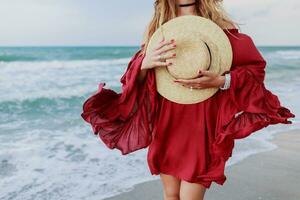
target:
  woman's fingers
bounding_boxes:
[174,79,200,88]
[199,70,217,77]
[181,84,203,89]
[153,61,172,67]
[178,81,204,89]
[155,52,176,62]
[173,76,212,89]
[155,39,174,51]
[174,78,200,84]
[175,76,210,83]
[156,42,176,55]
[146,39,175,69]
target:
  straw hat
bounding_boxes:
[146,15,233,104]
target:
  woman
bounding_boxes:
[81,0,295,199]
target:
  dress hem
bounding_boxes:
[148,167,226,189]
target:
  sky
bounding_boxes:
[0,0,299,46]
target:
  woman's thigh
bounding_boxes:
[179,180,207,200]
[159,173,181,199]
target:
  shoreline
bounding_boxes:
[104,128,300,200]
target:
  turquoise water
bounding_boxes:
[0,46,299,200]
[0,47,139,61]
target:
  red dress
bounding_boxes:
[81,28,295,189]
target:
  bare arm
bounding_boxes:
[137,67,148,83]
[136,58,149,82]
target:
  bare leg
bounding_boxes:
[179,180,207,200]
[159,173,181,200]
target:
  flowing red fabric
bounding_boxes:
[81,28,295,188]
[81,50,158,155]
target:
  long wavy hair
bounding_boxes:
[141,0,240,54]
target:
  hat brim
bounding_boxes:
[146,16,233,104]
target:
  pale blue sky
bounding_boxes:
[0,0,299,46]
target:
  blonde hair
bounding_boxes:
[141,0,240,54]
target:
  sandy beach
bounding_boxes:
[104,129,300,200]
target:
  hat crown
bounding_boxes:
[167,39,211,79]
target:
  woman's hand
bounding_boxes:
[137,38,176,82]
[174,70,225,89]
[141,38,177,70]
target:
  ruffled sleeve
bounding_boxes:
[212,31,295,161]
[81,45,157,155]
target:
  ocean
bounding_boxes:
[0,46,299,200]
